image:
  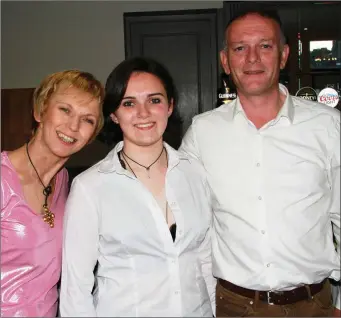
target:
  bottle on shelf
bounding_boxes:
[216,73,237,108]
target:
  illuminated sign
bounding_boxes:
[317,88,339,107]
[295,87,318,102]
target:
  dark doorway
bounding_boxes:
[124,9,220,148]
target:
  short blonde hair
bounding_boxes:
[33,70,105,139]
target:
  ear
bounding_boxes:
[168,99,174,117]
[110,113,119,124]
[33,107,44,130]
[33,106,42,123]
[280,44,290,70]
[220,49,231,75]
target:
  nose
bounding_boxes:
[246,46,260,64]
[136,103,150,119]
[69,114,80,132]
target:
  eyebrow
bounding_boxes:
[122,93,165,99]
[56,101,97,117]
[230,38,274,45]
[56,100,72,105]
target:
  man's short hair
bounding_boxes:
[224,8,287,48]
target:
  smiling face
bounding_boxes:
[220,13,289,97]
[34,85,100,159]
[110,72,173,148]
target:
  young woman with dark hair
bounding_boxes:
[60,57,216,317]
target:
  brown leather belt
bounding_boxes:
[218,279,325,305]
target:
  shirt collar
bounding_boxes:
[274,84,295,124]
[98,141,189,174]
[98,141,125,174]
[231,83,295,124]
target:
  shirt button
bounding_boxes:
[175,291,180,295]
[256,163,261,167]
[170,202,176,207]
[178,230,183,236]
[258,196,262,200]
[266,263,271,268]
[261,230,266,234]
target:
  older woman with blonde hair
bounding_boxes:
[1,70,104,317]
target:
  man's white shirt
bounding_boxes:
[180,84,340,309]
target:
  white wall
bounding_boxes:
[1,0,223,89]
[1,0,223,167]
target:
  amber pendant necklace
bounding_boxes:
[26,143,55,228]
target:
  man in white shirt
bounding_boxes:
[180,8,340,317]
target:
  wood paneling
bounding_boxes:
[1,88,35,151]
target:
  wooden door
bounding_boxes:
[124,9,219,148]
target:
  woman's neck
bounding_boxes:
[15,137,68,186]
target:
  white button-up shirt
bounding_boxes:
[60,142,216,317]
[180,84,340,308]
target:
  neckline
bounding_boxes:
[2,151,62,217]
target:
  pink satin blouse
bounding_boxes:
[1,152,69,317]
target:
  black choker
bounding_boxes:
[122,147,165,179]
[26,143,55,228]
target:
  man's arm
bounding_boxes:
[199,223,217,316]
[329,116,340,314]
[179,122,201,161]
[59,178,99,317]
[198,162,217,316]
[182,121,217,313]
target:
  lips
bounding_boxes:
[134,122,155,129]
[244,70,264,75]
[57,131,77,144]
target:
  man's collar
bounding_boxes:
[277,83,294,124]
[230,83,294,124]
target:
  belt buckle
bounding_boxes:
[267,291,274,305]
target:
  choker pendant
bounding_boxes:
[122,147,165,179]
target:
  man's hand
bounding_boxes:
[333,308,341,317]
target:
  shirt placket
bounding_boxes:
[165,176,183,317]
